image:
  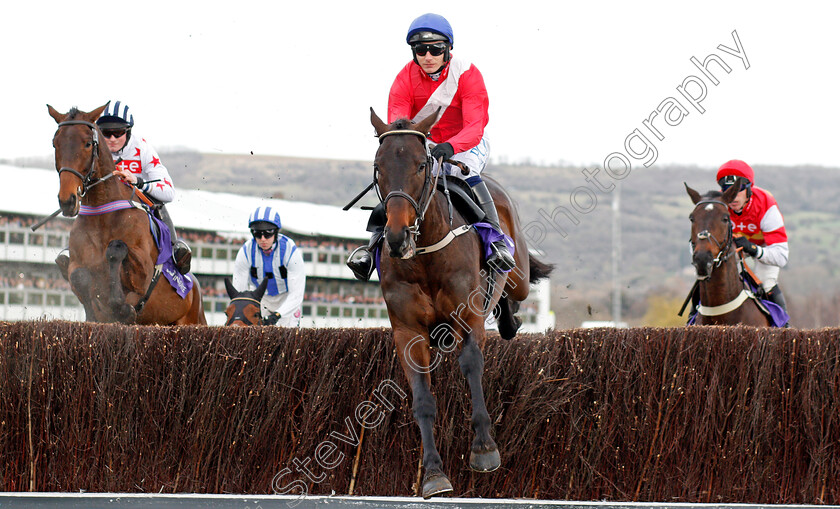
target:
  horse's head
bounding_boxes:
[223,277,268,326]
[47,103,111,217]
[685,182,739,279]
[370,107,439,259]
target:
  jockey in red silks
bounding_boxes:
[717,159,789,313]
[346,13,515,281]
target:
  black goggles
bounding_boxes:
[251,229,277,239]
[718,176,749,192]
[101,128,129,139]
[412,42,447,57]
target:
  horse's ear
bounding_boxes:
[684,182,702,205]
[47,104,66,124]
[414,107,441,136]
[721,181,740,204]
[224,277,238,298]
[370,107,389,137]
[84,103,109,123]
[254,277,269,300]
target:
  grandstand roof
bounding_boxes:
[0,164,369,240]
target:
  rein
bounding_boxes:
[690,199,734,279]
[54,120,102,196]
[683,198,755,318]
[375,129,441,242]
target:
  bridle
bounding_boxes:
[374,129,438,241]
[690,199,734,279]
[53,120,105,197]
[225,296,262,326]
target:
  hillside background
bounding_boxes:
[12,151,839,328]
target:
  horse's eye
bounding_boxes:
[417,163,426,174]
[689,215,694,222]
[85,141,92,148]
[722,216,730,223]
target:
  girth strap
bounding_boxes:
[415,224,472,255]
[697,290,750,316]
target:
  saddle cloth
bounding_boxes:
[148,213,193,299]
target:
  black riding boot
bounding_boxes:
[346,230,384,282]
[472,180,516,272]
[346,203,386,282]
[766,284,788,313]
[158,205,191,275]
[56,248,70,281]
[765,284,790,327]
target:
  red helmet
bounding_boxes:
[716,159,754,186]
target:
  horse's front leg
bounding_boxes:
[458,332,501,472]
[69,266,96,321]
[395,328,453,499]
[105,240,136,323]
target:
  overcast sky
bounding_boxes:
[3,1,839,170]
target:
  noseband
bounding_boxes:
[690,199,734,278]
[54,120,102,197]
[375,129,437,240]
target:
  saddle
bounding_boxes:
[436,176,486,225]
[365,176,486,233]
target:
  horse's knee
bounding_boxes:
[458,338,485,375]
[106,240,128,265]
[70,267,92,295]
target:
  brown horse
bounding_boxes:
[47,103,206,325]
[369,108,553,498]
[223,277,268,326]
[685,183,769,326]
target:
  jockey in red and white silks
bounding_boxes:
[717,160,788,292]
[345,13,514,280]
[388,56,491,179]
[729,185,788,289]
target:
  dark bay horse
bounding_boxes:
[47,104,206,325]
[223,277,268,326]
[370,109,553,498]
[685,183,769,326]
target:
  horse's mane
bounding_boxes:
[66,107,81,120]
[703,190,723,200]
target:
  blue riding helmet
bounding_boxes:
[249,206,282,231]
[407,13,454,47]
[97,100,135,129]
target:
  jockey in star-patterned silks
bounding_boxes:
[98,100,191,274]
[717,159,789,314]
[55,100,192,276]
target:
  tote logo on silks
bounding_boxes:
[116,159,142,174]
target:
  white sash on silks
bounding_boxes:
[412,58,471,124]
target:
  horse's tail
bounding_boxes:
[528,254,554,284]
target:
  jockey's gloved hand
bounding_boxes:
[134,177,144,188]
[263,312,282,326]
[734,236,760,257]
[430,142,454,162]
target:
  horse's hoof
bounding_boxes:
[421,472,453,499]
[469,448,501,472]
